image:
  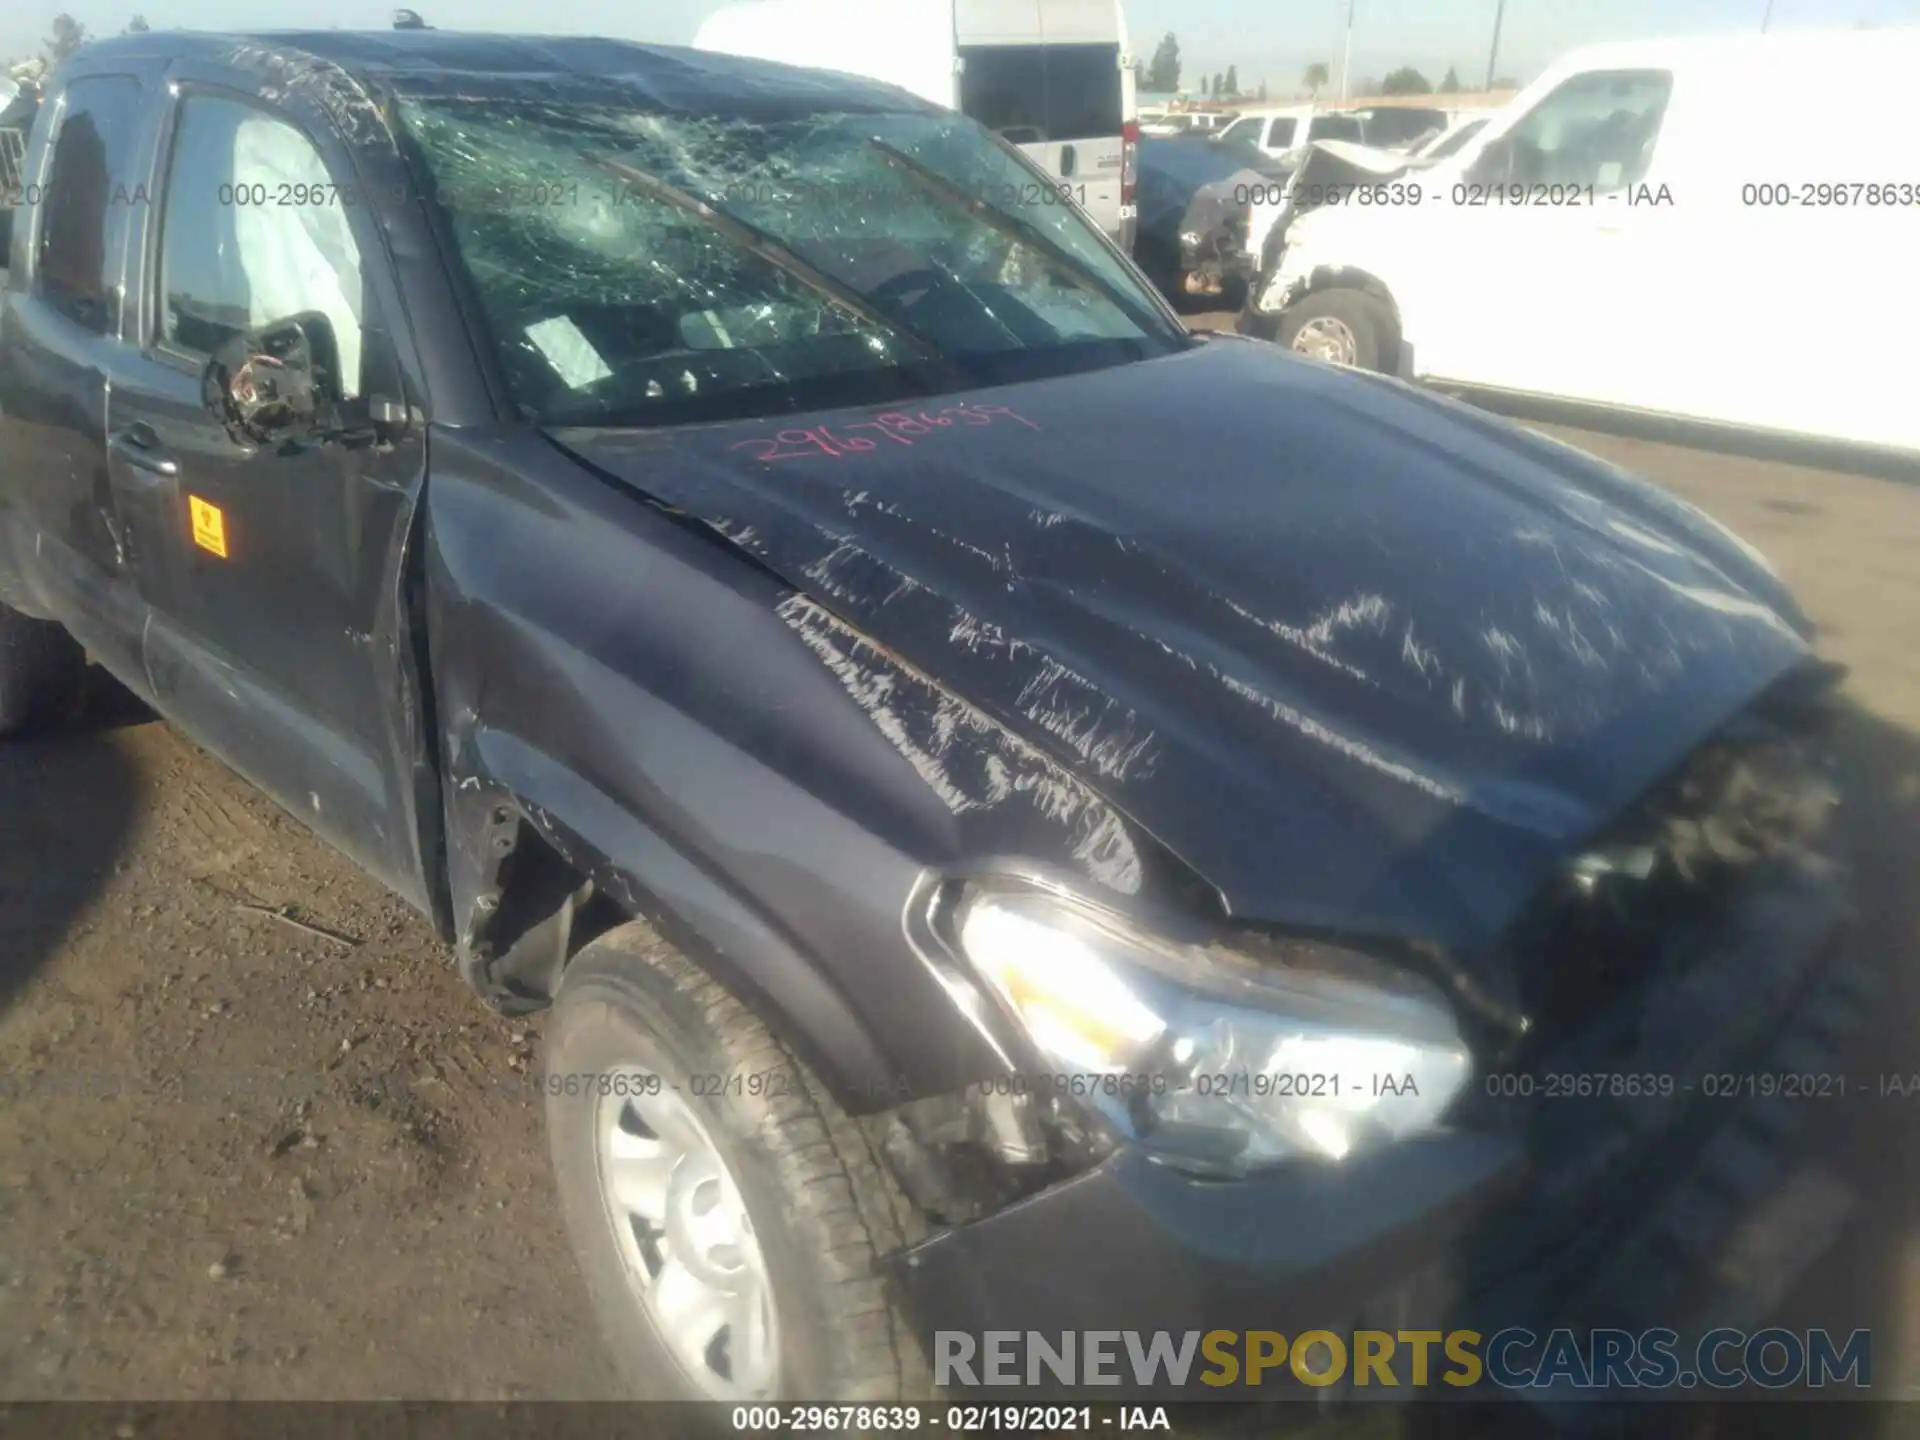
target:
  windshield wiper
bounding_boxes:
[584,153,963,385]
[863,138,1180,344]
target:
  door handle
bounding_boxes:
[108,425,180,479]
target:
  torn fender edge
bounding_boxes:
[439,723,955,1113]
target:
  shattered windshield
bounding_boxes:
[396,99,1186,427]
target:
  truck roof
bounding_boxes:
[1542,25,1920,78]
[64,29,940,117]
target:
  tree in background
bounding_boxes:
[1380,66,1433,95]
[1143,32,1181,92]
[44,14,89,69]
[1439,65,1460,92]
[1491,75,1518,90]
[1354,75,1383,97]
[125,14,151,32]
[1224,64,1239,96]
[1257,79,1269,101]
[1212,72,1225,97]
[1302,61,1330,98]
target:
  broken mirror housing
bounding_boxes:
[953,884,1472,1176]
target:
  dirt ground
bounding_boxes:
[2,379,1918,1412]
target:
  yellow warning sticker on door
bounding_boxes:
[189,495,229,558]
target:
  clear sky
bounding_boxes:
[5,0,1911,98]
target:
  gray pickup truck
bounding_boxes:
[0,78,40,262]
[0,27,1874,1416]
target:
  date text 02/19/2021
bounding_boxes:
[730,1406,1173,1432]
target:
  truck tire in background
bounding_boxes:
[544,921,930,1408]
[1277,287,1392,372]
[0,605,86,737]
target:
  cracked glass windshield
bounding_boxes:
[397,99,1187,427]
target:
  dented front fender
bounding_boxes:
[418,425,1144,1108]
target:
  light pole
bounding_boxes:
[1340,0,1355,101]
[1484,0,1507,91]
[1761,0,1775,31]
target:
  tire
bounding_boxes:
[0,604,86,738]
[545,921,929,1407]
[1277,287,1392,372]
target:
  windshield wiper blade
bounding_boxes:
[584,153,962,383]
[863,138,1178,344]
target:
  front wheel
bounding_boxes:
[544,922,928,1404]
[0,604,86,738]
[1277,288,1392,372]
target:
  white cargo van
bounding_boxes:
[1243,30,1920,457]
[693,0,1138,251]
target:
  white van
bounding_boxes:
[1242,30,1920,456]
[693,0,1139,251]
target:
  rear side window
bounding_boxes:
[1363,108,1446,145]
[1265,117,1298,148]
[1308,114,1365,143]
[1217,116,1263,147]
[1498,69,1672,191]
[35,75,146,335]
[959,44,1123,142]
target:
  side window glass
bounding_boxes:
[1501,70,1672,191]
[1267,118,1297,148]
[35,75,146,335]
[157,96,366,396]
[957,45,1123,145]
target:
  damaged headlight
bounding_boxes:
[954,886,1471,1176]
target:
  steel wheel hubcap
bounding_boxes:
[1292,315,1359,365]
[596,1067,778,1399]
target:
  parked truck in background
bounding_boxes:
[694,0,1139,253]
[1241,30,1920,458]
[0,74,42,262]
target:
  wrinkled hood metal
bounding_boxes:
[1250,141,1427,280]
[551,340,1812,982]
[1136,142,1273,256]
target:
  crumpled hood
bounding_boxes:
[1138,164,1262,247]
[551,338,1812,967]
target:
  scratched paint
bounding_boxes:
[1013,656,1161,783]
[1211,667,1465,805]
[222,42,389,146]
[777,594,1144,894]
[549,333,1815,948]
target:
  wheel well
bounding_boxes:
[458,813,611,1014]
[470,815,1129,1230]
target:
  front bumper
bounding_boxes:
[1175,228,1256,299]
[888,851,1876,1404]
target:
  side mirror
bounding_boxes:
[202,313,341,449]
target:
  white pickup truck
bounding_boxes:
[1,78,38,260]
[1241,30,1920,458]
